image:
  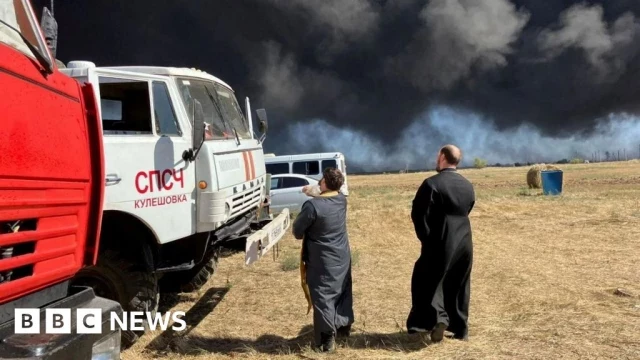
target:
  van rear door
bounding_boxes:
[338,155,349,196]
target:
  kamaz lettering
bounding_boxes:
[233,177,265,194]
[135,169,184,194]
[134,194,188,209]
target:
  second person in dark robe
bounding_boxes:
[406,144,476,343]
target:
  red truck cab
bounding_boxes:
[0,1,122,358]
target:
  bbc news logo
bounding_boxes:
[14,309,187,334]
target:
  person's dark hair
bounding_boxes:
[322,167,344,191]
[440,144,462,165]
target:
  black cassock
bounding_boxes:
[407,168,475,339]
[292,191,354,347]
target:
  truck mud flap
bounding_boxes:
[245,208,290,266]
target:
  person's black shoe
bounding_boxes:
[430,323,447,343]
[445,328,469,341]
[453,333,468,341]
[319,332,336,352]
[337,325,351,338]
[407,327,428,334]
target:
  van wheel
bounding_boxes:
[71,249,159,349]
[160,251,219,293]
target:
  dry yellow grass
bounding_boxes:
[124,161,640,360]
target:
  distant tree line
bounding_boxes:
[352,147,640,173]
[471,147,640,169]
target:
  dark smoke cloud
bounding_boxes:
[386,0,530,92]
[264,0,380,65]
[536,4,640,81]
[32,0,640,170]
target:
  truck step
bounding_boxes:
[155,261,196,274]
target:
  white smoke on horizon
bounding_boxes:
[280,106,640,171]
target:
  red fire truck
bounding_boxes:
[0,1,122,359]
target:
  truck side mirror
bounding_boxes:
[41,7,57,59]
[183,99,206,162]
[256,108,268,133]
[193,99,205,148]
[259,121,267,134]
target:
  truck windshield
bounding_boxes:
[175,77,251,141]
[0,0,52,67]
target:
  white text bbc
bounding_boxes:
[14,309,187,334]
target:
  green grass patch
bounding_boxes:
[351,248,361,267]
[280,252,299,272]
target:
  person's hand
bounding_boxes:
[303,184,321,197]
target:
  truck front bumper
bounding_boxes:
[245,208,290,266]
[0,286,123,360]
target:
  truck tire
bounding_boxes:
[71,249,159,349]
[160,252,218,293]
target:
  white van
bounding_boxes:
[264,152,349,196]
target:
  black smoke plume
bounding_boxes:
[32,0,640,170]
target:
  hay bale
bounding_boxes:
[526,164,561,189]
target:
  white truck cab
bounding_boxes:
[60,62,290,347]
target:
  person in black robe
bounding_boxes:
[292,167,354,352]
[406,144,476,342]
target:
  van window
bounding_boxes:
[282,177,309,188]
[293,161,320,176]
[266,163,289,175]
[98,78,152,135]
[322,160,337,170]
[152,81,181,136]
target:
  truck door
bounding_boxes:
[81,69,196,242]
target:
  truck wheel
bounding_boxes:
[160,251,218,293]
[71,249,159,349]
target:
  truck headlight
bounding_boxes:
[91,330,121,360]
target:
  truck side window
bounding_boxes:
[152,81,181,136]
[0,0,49,62]
[98,78,152,135]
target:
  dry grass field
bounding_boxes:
[125,161,640,360]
